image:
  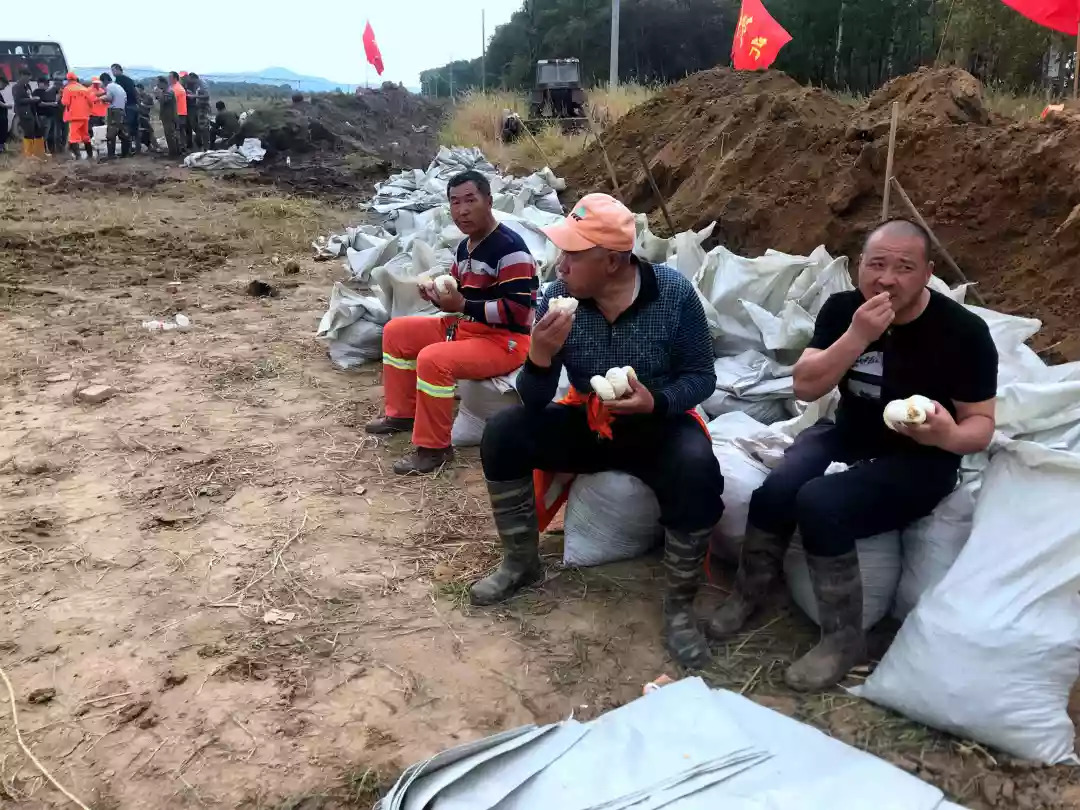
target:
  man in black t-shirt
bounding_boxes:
[710,219,998,692]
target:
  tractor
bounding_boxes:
[502,58,588,143]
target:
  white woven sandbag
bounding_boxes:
[563,472,662,567]
[451,376,521,448]
[784,531,902,630]
[854,440,1080,764]
[893,475,979,619]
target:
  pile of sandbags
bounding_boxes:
[313,149,566,366]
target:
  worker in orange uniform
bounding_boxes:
[169,71,188,152]
[366,170,538,474]
[88,77,108,131]
[61,73,94,161]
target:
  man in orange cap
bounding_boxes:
[470,193,725,670]
[365,170,537,474]
[61,73,94,160]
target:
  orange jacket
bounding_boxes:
[89,83,108,117]
[61,82,92,122]
[172,82,188,116]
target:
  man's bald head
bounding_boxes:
[863,219,932,262]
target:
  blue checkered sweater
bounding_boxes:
[518,259,716,416]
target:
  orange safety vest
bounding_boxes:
[172,82,188,116]
[89,84,107,117]
[532,386,710,531]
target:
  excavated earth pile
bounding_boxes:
[560,66,1080,360]
[234,84,447,198]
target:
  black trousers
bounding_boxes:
[482,404,725,533]
[747,421,958,557]
[0,111,9,150]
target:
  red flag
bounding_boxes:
[1000,0,1079,34]
[363,21,385,76]
[731,0,793,71]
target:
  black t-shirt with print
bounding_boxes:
[808,289,998,461]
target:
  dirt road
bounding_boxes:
[0,157,1076,809]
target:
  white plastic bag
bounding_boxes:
[784,531,902,630]
[854,440,1080,764]
[893,475,979,619]
[451,375,521,448]
[563,473,662,567]
[702,351,794,424]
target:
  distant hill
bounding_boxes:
[72,65,360,93]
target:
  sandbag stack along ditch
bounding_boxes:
[317,132,1080,765]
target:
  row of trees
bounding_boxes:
[420,0,1073,96]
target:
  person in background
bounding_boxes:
[210,100,239,145]
[89,77,108,132]
[157,76,182,158]
[135,83,157,152]
[179,71,195,148]
[0,77,11,153]
[12,69,43,158]
[110,64,140,154]
[169,71,188,152]
[98,73,131,159]
[710,219,998,691]
[472,193,725,669]
[32,77,59,156]
[61,72,94,161]
[186,72,211,149]
[365,170,538,474]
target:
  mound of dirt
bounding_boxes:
[858,66,991,129]
[240,84,446,169]
[559,67,1080,361]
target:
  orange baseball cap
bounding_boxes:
[66,72,78,81]
[542,193,636,252]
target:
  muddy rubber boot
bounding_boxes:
[785,550,867,692]
[365,415,414,435]
[470,478,543,605]
[392,446,453,475]
[706,525,788,639]
[662,527,712,670]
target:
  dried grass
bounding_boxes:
[442,83,661,173]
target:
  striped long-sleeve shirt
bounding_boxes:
[451,224,538,335]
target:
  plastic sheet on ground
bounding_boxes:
[182,138,266,170]
[380,678,956,810]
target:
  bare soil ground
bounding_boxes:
[1,156,1077,810]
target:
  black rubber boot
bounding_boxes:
[662,527,712,670]
[470,478,543,605]
[706,525,788,639]
[784,550,867,692]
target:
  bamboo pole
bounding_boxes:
[512,114,554,168]
[882,101,900,222]
[889,176,985,306]
[586,118,624,202]
[634,148,675,235]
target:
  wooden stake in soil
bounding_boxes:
[634,148,676,235]
[586,118,624,202]
[512,114,554,168]
[889,176,986,306]
[882,101,900,222]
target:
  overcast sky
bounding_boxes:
[8,1,517,87]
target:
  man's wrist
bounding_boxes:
[528,351,553,369]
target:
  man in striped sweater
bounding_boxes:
[366,171,538,474]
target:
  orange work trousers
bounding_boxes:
[382,316,530,449]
